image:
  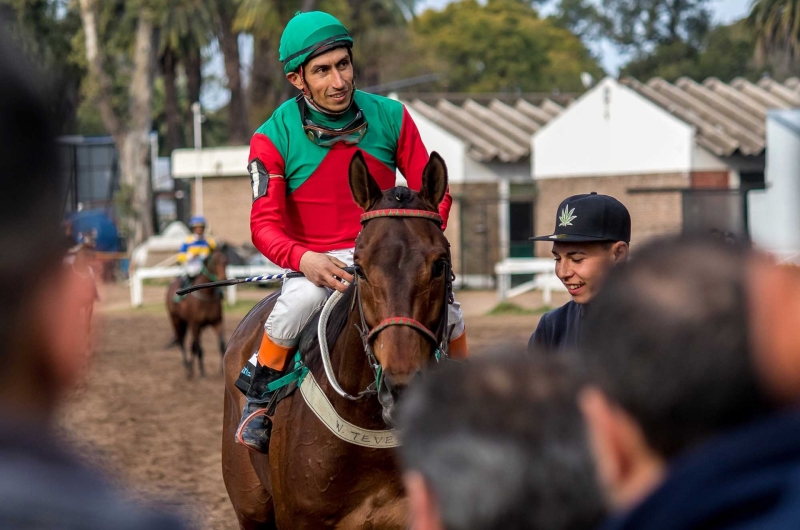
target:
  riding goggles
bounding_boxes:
[297,95,368,147]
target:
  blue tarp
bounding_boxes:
[66,210,120,252]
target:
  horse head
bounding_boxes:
[349,150,450,421]
[204,247,228,283]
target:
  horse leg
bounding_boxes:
[215,321,227,376]
[193,325,206,378]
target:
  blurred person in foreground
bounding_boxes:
[0,36,186,529]
[398,353,605,530]
[528,193,630,354]
[578,235,800,530]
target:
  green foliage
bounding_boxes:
[596,0,711,52]
[412,0,603,92]
[748,0,800,71]
[1,0,84,133]
[621,20,767,82]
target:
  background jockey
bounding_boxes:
[178,215,216,282]
[236,11,469,454]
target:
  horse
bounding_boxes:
[167,248,228,378]
[65,242,100,336]
[221,151,452,529]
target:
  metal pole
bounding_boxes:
[191,102,203,215]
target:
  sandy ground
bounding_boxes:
[60,282,570,529]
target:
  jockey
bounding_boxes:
[179,215,216,280]
[237,11,469,453]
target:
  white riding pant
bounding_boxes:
[184,258,203,278]
[265,248,466,348]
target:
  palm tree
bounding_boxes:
[155,0,216,151]
[748,0,800,71]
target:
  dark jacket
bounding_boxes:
[601,410,800,530]
[0,418,188,530]
[528,300,586,354]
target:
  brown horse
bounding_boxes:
[66,244,100,337]
[221,151,452,529]
[167,248,228,378]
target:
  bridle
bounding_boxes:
[317,208,455,405]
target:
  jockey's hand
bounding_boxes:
[299,252,354,292]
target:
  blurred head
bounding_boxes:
[398,352,606,530]
[0,35,93,418]
[552,241,628,303]
[578,236,774,511]
[189,215,206,235]
[281,11,355,113]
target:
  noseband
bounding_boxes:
[317,208,454,403]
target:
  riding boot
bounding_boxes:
[235,362,284,453]
[235,333,293,454]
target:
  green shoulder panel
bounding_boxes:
[353,91,405,169]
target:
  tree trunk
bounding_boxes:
[218,7,250,144]
[186,45,202,107]
[79,0,155,247]
[161,46,183,152]
[126,14,156,245]
[249,36,282,127]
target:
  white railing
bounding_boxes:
[494,258,565,304]
[129,264,283,307]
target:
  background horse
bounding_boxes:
[167,248,228,378]
[221,152,451,529]
[65,241,100,337]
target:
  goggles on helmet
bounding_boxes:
[296,95,368,147]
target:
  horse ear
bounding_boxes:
[420,152,448,209]
[349,151,383,211]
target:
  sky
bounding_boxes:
[200,0,755,110]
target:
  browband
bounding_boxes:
[360,209,443,227]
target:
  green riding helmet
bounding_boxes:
[279,11,354,75]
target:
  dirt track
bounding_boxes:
[60,285,563,529]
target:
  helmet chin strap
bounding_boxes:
[299,65,356,117]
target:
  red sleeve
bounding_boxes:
[397,107,453,229]
[249,133,310,270]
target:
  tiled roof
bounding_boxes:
[621,76,800,157]
[402,95,572,162]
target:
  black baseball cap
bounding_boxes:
[530,192,631,243]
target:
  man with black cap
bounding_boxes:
[528,192,631,354]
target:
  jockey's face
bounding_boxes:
[287,47,354,113]
[193,225,205,236]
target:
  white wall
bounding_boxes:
[749,110,800,258]
[172,145,249,178]
[405,105,466,184]
[533,77,695,179]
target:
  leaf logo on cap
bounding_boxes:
[558,205,577,227]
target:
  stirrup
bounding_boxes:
[235,404,272,454]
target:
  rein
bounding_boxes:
[317,208,453,403]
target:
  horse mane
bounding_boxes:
[297,284,358,373]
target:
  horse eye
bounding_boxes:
[433,260,446,277]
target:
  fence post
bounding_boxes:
[227,285,237,306]
[131,270,142,307]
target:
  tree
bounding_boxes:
[155,0,215,152]
[622,20,762,81]
[412,0,603,93]
[216,0,250,144]
[78,0,156,247]
[597,0,711,53]
[748,0,800,75]
[1,0,85,133]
